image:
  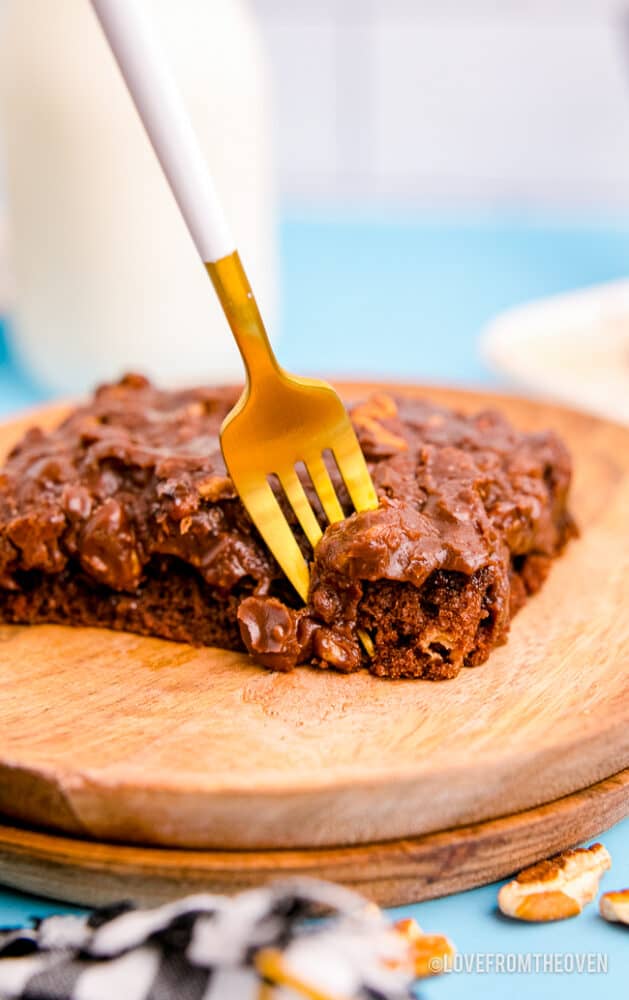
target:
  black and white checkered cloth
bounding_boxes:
[0,880,419,999]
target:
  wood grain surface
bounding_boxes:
[0,385,628,854]
[1,770,627,908]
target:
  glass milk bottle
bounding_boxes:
[0,0,277,394]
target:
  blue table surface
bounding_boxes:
[1,211,627,996]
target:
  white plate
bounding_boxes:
[481,280,629,425]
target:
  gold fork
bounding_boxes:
[91,0,378,600]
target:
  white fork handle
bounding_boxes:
[90,0,235,264]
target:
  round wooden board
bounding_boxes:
[1,385,628,858]
[1,770,628,908]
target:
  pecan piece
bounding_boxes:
[196,474,235,501]
[498,843,611,922]
[393,917,456,977]
[600,889,629,925]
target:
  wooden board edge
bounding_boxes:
[0,769,627,909]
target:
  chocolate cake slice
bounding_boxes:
[0,375,576,679]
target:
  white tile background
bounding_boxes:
[252,0,629,207]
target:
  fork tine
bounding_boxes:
[237,477,311,601]
[277,469,323,549]
[306,454,345,526]
[332,426,379,513]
